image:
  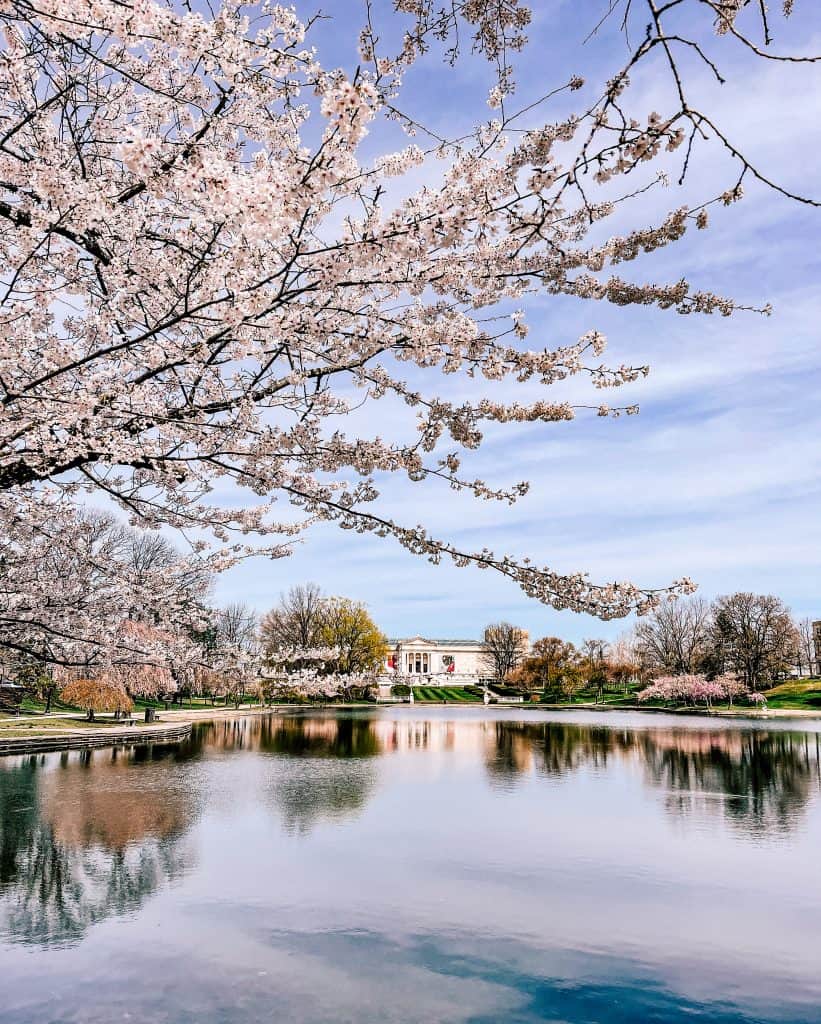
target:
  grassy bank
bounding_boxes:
[4,679,821,737]
[411,686,483,703]
[0,715,167,739]
[756,678,821,710]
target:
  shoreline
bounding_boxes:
[0,720,192,757]
[3,699,821,757]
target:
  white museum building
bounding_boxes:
[383,636,488,681]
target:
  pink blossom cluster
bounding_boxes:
[638,673,763,708]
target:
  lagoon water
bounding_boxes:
[2,708,821,1024]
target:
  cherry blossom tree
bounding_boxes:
[106,621,180,701]
[0,0,817,654]
[638,671,758,708]
[0,505,212,668]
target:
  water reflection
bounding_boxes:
[0,744,200,946]
[481,720,821,836]
[2,711,821,955]
[211,713,821,838]
[261,717,380,834]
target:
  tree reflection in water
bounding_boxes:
[261,716,381,835]
[2,712,820,949]
[189,715,383,835]
[485,720,821,835]
[0,743,201,947]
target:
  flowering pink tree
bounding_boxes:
[638,672,758,709]
[106,621,181,701]
[0,0,816,651]
[0,505,212,669]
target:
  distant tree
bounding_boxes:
[558,662,586,703]
[188,666,222,706]
[580,639,609,702]
[319,598,387,679]
[3,655,59,712]
[29,672,60,714]
[193,603,261,704]
[509,636,577,692]
[797,618,817,677]
[482,623,528,682]
[219,671,252,709]
[634,597,712,675]
[59,676,133,722]
[605,636,644,693]
[215,603,258,655]
[711,593,799,690]
[260,584,326,664]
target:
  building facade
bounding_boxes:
[384,636,487,680]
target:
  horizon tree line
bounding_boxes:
[489,593,817,695]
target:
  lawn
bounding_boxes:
[133,695,260,710]
[759,678,821,710]
[0,714,155,737]
[412,686,483,703]
[15,694,262,716]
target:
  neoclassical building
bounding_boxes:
[384,636,487,680]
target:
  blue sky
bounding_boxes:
[213,1,821,643]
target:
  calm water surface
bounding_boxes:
[2,708,821,1024]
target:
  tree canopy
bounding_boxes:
[0,0,818,669]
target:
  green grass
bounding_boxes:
[0,714,156,736]
[411,686,482,703]
[538,687,642,706]
[15,694,262,716]
[132,695,260,711]
[758,678,821,710]
[18,696,82,714]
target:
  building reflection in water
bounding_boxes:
[197,713,821,838]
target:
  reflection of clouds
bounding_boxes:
[7,915,813,1024]
[3,710,821,1022]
